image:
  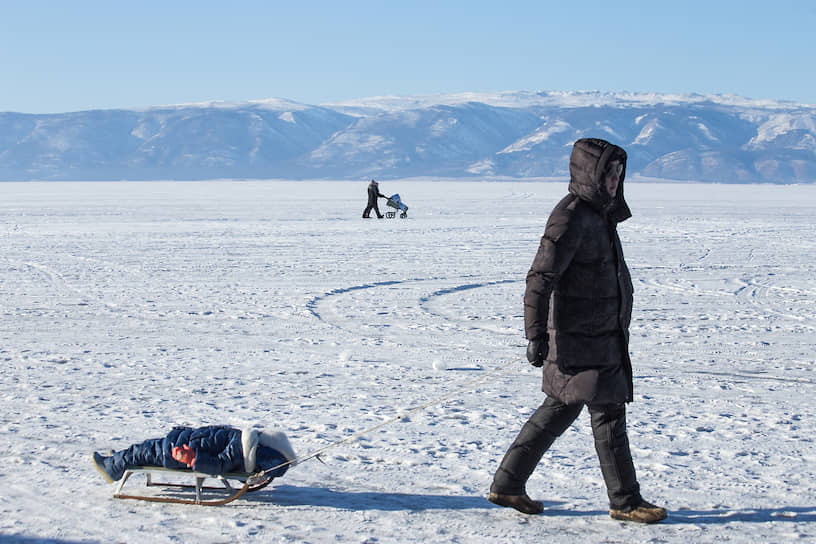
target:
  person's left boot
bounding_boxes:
[488,492,544,514]
[91,452,117,483]
[609,500,667,523]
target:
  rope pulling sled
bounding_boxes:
[112,358,520,505]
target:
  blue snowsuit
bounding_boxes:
[101,425,290,482]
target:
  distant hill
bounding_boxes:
[2,92,815,182]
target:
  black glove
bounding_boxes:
[526,337,547,367]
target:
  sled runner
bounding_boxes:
[385,194,408,218]
[113,466,274,506]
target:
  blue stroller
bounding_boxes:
[385,194,408,218]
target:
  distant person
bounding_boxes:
[488,138,667,524]
[362,179,386,218]
[92,425,297,483]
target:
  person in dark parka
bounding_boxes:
[92,425,297,483]
[362,179,386,218]
[488,138,667,524]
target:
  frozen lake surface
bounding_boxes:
[1,180,815,543]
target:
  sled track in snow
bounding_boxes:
[637,266,816,332]
[20,260,123,311]
[306,279,410,319]
[12,254,293,325]
[305,276,523,347]
[689,369,815,386]
[417,278,521,336]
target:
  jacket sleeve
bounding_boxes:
[523,205,583,340]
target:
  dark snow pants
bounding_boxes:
[103,436,187,481]
[490,396,642,510]
[362,202,383,218]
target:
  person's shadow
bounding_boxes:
[255,486,816,525]
[666,506,816,525]
[252,484,564,512]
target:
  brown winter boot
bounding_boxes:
[488,492,544,515]
[609,500,667,523]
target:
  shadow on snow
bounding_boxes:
[255,484,573,513]
[667,506,816,525]
[252,486,816,525]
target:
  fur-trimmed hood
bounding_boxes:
[241,429,297,473]
[568,137,632,224]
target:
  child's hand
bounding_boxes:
[172,444,196,467]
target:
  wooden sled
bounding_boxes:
[113,466,274,506]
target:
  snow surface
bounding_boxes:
[1,180,815,543]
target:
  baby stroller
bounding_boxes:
[385,194,408,218]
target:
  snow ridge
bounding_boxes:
[1,91,815,182]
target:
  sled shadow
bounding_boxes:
[666,506,816,525]
[258,485,575,513]
[0,537,90,544]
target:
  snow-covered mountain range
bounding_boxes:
[2,91,815,182]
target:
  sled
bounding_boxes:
[113,466,274,506]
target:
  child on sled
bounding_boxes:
[92,425,297,483]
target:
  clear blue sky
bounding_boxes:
[2,0,814,113]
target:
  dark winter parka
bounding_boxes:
[524,138,634,405]
[367,180,385,206]
[162,426,250,475]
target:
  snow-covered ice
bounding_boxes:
[1,180,814,543]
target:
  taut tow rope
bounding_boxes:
[256,357,522,478]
